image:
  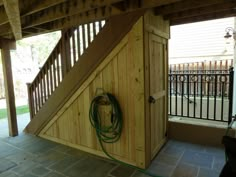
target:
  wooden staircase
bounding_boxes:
[25,11,145,135]
[27,20,106,119]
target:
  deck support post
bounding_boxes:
[0,39,18,136]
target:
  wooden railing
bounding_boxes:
[27,20,106,119]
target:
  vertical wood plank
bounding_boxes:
[39,72,44,106]
[37,78,41,109]
[91,72,103,151]
[34,83,38,113]
[66,30,72,70]
[87,23,91,44]
[101,62,113,154]
[117,45,128,158]
[72,29,77,64]
[78,93,86,146]
[144,27,151,167]
[46,62,50,98]
[130,18,146,167]
[52,56,57,89]
[49,58,54,94]
[32,84,36,116]
[93,22,96,37]
[56,49,61,85]
[60,33,67,77]
[99,21,102,31]
[82,24,86,52]
[42,68,46,103]
[1,48,18,136]
[77,27,81,58]
[27,83,33,120]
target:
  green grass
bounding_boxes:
[0,105,29,119]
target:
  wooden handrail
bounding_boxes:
[27,20,106,118]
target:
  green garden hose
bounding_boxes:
[89,93,163,177]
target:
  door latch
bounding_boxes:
[149,96,156,104]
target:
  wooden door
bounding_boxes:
[149,33,168,159]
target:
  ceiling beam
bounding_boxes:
[36,6,121,32]
[165,1,236,20]
[0,23,11,35]
[21,0,179,30]
[22,0,123,29]
[155,0,229,15]
[21,0,67,17]
[3,0,22,40]
[0,6,8,25]
[171,9,236,25]
[142,0,181,8]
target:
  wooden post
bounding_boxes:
[27,83,33,120]
[0,45,18,136]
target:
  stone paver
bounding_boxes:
[0,116,226,177]
[172,163,198,177]
[0,159,17,173]
[48,156,80,172]
[180,150,214,168]
[109,165,135,177]
[198,168,220,177]
[63,156,116,177]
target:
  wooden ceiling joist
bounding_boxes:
[0,6,8,25]
[0,0,236,39]
[164,1,236,20]
[155,0,229,15]
[142,0,181,8]
[21,0,67,17]
[0,23,11,35]
[22,0,123,29]
[35,6,120,32]
[3,0,22,40]
[171,9,236,25]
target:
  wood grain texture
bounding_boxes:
[149,34,168,159]
[40,17,146,168]
[144,12,169,163]
[1,47,18,136]
[25,11,145,135]
[3,0,22,39]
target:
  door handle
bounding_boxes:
[149,91,166,104]
[149,96,156,104]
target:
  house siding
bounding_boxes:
[169,17,234,64]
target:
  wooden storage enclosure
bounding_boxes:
[39,10,169,168]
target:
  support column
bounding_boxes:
[0,42,18,136]
[233,17,236,116]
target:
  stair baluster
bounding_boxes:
[27,20,106,119]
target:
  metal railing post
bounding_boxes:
[228,67,234,124]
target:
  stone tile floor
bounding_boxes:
[0,114,225,177]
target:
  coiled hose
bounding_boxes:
[89,93,163,177]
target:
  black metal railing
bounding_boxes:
[168,68,234,123]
